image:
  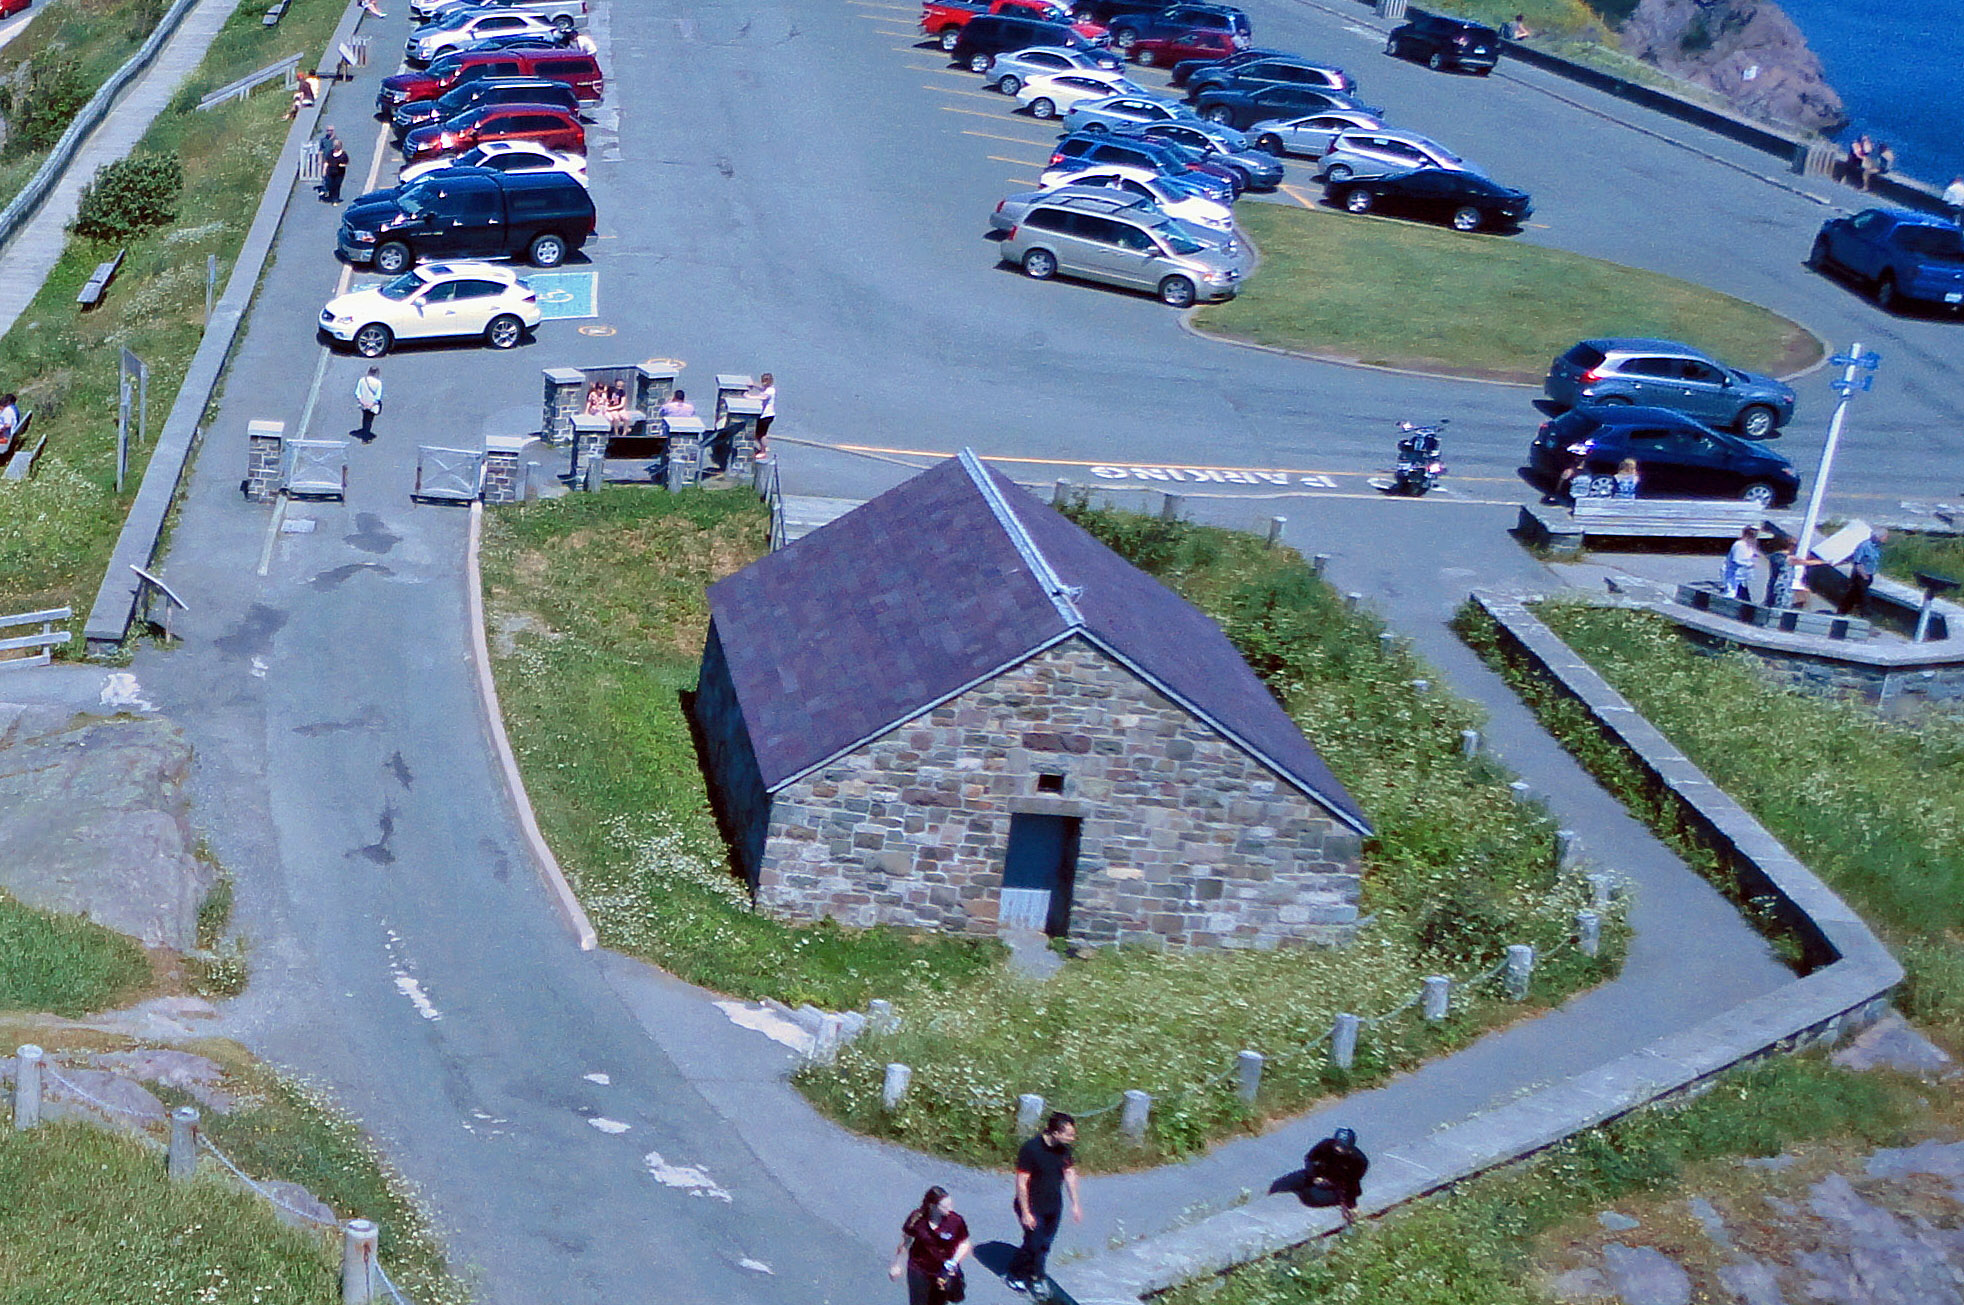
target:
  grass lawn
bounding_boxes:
[0,1033,465,1305]
[486,492,1622,1169]
[1157,1055,1918,1305]
[1464,598,1964,1044]
[0,0,163,213]
[0,0,344,621]
[1193,202,1820,382]
[1881,531,1964,587]
[0,888,152,1015]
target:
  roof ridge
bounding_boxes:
[959,449,1082,628]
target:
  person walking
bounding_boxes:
[748,372,776,458]
[1302,1127,1370,1224]
[1722,526,1760,601]
[321,129,350,204]
[1007,1112,1079,1298]
[889,1186,972,1305]
[1839,527,1885,615]
[354,366,384,441]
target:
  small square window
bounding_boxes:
[1037,773,1065,794]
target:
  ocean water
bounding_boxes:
[1774,0,1964,186]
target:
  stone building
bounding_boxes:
[693,452,1371,950]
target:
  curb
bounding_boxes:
[85,1,368,652]
[1056,593,1901,1305]
[465,501,599,953]
[0,0,202,253]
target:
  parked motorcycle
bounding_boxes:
[1391,420,1447,496]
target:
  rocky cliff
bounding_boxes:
[1617,0,1845,133]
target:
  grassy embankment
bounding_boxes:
[1464,597,1964,1043]
[0,1032,465,1305]
[1194,204,1820,382]
[483,489,1624,1169]
[0,0,342,622]
[0,0,163,213]
[0,887,152,1015]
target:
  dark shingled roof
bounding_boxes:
[708,452,1370,833]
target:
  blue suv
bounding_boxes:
[1809,207,1964,313]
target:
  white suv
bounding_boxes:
[319,261,542,357]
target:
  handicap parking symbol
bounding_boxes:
[522,270,598,321]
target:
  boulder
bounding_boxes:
[89,1049,237,1114]
[0,711,213,949]
[1617,0,1846,133]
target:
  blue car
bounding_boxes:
[1809,207,1964,313]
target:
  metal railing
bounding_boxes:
[195,52,304,111]
[0,606,72,668]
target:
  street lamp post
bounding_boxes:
[1790,344,1881,573]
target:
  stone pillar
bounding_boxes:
[168,1106,199,1182]
[1576,910,1602,958]
[713,373,754,429]
[881,1063,911,1110]
[1016,1094,1045,1135]
[1329,1013,1361,1069]
[721,395,764,480]
[12,1044,42,1130]
[569,414,610,488]
[1119,1090,1151,1144]
[481,434,527,505]
[243,419,285,502]
[1422,975,1451,1022]
[663,415,706,490]
[1504,944,1535,1001]
[1235,1050,1263,1103]
[634,364,677,415]
[541,367,586,446]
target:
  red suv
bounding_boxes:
[401,104,585,162]
[377,48,603,112]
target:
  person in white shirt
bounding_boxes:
[1945,176,1964,227]
[748,372,776,457]
[354,367,384,441]
[1722,526,1760,601]
[0,394,18,454]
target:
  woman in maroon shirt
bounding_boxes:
[890,1185,972,1305]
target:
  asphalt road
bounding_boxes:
[123,1,1953,1302]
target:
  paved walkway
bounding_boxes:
[107,9,1798,1305]
[0,0,243,340]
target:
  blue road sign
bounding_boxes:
[522,270,598,321]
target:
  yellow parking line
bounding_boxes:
[1526,221,1552,229]
[923,66,973,77]
[1278,182,1321,210]
[963,128,1053,147]
[940,105,1011,120]
[988,155,1043,167]
[846,0,913,9]
[928,84,1004,102]
[1007,176,1037,186]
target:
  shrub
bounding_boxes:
[5,54,89,156]
[73,151,182,241]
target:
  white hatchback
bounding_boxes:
[1034,166,1234,231]
[1016,70,1147,120]
[319,261,541,358]
[399,140,589,187]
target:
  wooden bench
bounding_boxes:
[263,0,289,26]
[1571,495,1766,538]
[1675,583,1873,640]
[2,412,38,481]
[77,250,125,309]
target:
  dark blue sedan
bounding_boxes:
[1809,208,1964,313]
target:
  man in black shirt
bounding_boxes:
[1008,1112,1080,1297]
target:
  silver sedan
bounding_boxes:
[987,45,1124,97]
[1061,93,1199,135]
[1246,110,1384,159]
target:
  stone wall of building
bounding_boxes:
[755,636,1362,949]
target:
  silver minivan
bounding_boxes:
[996,197,1246,306]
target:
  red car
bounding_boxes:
[0,0,31,18]
[1127,27,1237,67]
[401,103,584,162]
[376,47,604,112]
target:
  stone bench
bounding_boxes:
[77,250,125,309]
[1675,582,1873,640]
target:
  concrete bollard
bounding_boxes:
[1345,591,1364,610]
[1053,479,1073,506]
[1160,492,1183,522]
[1266,515,1287,546]
[1422,976,1451,1022]
[1119,1090,1151,1144]
[811,1014,844,1066]
[1016,1094,1046,1136]
[1577,910,1602,958]
[1509,781,1532,804]
[1587,873,1613,910]
[1235,1050,1263,1104]
[1410,679,1430,694]
[168,1106,199,1182]
[882,1063,912,1111]
[1311,553,1331,576]
[867,998,899,1035]
[341,1219,379,1305]
[1461,728,1480,759]
[1378,631,1396,656]
[13,1045,42,1130]
[1504,945,1535,1001]
[1329,1013,1361,1069]
[1555,829,1581,870]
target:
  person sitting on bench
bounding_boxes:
[0,393,20,455]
